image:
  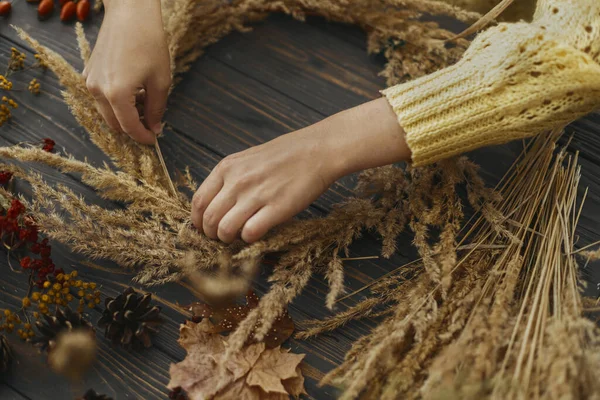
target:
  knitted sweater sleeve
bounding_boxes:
[382,0,600,166]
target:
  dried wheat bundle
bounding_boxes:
[301,131,600,400]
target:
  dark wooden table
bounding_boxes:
[1,3,600,399]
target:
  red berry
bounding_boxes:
[0,2,11,17]
[37,0,54,19]
[20,257,31,269]
[42,138,55,152]
[60,1,76,22]
[0,171,13,184]
[76,0,89,21]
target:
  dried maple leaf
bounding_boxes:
[245,347,305,395]
[225,342,265,380]
[214,378,261,400]
[188,291,295,348]
[169,320,227,400]
[168,320,306,400]
[282,367,307,398]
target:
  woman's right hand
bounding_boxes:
[83,0,172,144]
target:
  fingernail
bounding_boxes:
[152,125,163,136]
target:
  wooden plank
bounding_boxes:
[0,270,172,400]
[0,1,100,70]
[0,384,29,400]
[206,14,386,115]
[1,3,600,399]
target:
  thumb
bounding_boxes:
[144,78,170,135]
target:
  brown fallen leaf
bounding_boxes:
[214,378,261,400]
[168,319,306,400]
[246,347,305,395]
[188,291,295,348]
[169,320,227,400]
[225,342,265,380]
[283,367,308,398]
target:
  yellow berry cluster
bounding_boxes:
[28,78,41,95]
[24,271,101,316]
[2,96,17,108]
[9,47,26,71]
[0,310,34,340]
[34,54,48,70]
[0,96,18,127]
[0,75,12,90]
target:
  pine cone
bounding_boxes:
[30,307,94,352]
[169,387,188,400]
[78,389,113,400]
[0,334,12,373]
[98,287,162,349]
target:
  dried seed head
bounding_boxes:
[48,329,96,380]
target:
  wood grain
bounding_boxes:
[1,2,600,399]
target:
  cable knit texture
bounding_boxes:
[383,0,600,166]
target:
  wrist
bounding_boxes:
[317,98,411,179]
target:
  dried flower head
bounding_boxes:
[28,78,41,94]
[8,47,26,71]
[48,329,97,380]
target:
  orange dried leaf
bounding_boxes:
[169,320,305,400]
[245,347,305,395]
[282,367,308,399]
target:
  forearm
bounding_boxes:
[291,98,411,182]
[325,98,411,177]
[103,0,161,13]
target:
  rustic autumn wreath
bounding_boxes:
[2,0,600,399]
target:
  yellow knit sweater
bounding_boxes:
[382,0,600,166]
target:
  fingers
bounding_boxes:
[85,78,160,145]
[94,96,122,133]
[191,174,224,231]
[110,93,156,145]
[202,191,236,240]
[144,78,171,135]
[242,204,291,243]
[217,202,261,244]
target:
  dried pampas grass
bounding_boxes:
[311,130,600,399]
[2,0,599,399]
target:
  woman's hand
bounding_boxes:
[83,0,171,144]
[191,128,340,244]
[191,97,411,243]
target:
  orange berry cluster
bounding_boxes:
[0,309,34,340]
[0,95,18,127]
[8,47,26,71]
[0,75,12,90]
[25,271,101,316]
[28,78,41,94]
[34,54,48,70]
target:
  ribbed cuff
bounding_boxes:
[382,23,600,166]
